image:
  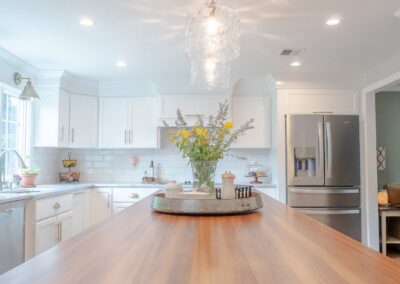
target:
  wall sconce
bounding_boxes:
[13,72,40,100]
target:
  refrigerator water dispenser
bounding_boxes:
[294,147,316,177]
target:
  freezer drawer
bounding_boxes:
[296,208,361,241]
[288,187,360,208]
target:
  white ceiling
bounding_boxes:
[1,0,400,84]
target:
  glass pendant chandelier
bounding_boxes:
[185,0,240,89]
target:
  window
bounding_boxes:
[0,85,32,178]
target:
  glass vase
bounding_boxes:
[191,160,218,194]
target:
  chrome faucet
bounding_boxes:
[0,149,28,191]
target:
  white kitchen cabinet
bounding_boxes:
[69,93,98,148]
[256,187,278,200]
[34,211,73,255]
[99,97,159,148]
[34,216,59,255]
[35,89,70,147]
[58,211,73,242]
[35,89,98,148]
[71,191,89,236]
[130,97,159,148]
[99,97,130,148]
[283,89,359,114]
[231,96,271,148]
[113,202,132,213]
[91,188,112,225]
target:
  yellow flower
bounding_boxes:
[169,136,176,143]
[224,121,233,129]
[195,128,208,137]
[181,129,191,138]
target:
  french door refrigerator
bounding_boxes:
[286,115,361,241]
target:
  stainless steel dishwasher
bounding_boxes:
[0,200,25,274]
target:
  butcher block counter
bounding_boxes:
[1,192,400,284]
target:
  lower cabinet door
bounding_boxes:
[91,188,112,225]
[71,191,88,236]
[58,211,73,243]
[34,216,59,255]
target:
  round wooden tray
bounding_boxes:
[151,192,263,215]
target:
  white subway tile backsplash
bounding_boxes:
[32,133,273,184]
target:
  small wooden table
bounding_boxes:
[379,205,400,255]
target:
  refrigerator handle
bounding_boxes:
[298,209,360,215]
[326,121,332,178]
[317,121,324,177]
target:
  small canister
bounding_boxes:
[221,171,236,199]
[165,181,183,199]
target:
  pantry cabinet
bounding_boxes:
[99,97,159,148]
[231,96,271,148]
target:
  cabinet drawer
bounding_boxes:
[112,188,158,203]
[36,194,73,221]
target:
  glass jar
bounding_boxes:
[378,189,389,205]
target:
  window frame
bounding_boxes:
[0,83,32,174]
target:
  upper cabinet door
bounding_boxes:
[58,89,70,147]
[98,97,130,148]
[231,96,271,149]
[130,97,159,148]
[69,94,98,148]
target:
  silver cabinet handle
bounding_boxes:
[60,222,63,242]
[124,130,128,144]
[129,130,132,144]
[55,223,60,242]
[59,126,64,141]
[298,209,360,215]
[107,193,110,208]
[289,188,359,194]
[129,193,139,199]
[317,121,323,178]
[71,128,75,143]
[326,121,332,178]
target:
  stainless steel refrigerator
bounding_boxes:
[286,115,361,241]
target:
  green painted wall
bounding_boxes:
[376,91,400,188]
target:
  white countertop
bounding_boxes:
[0,182,276,204]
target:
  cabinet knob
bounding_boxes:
[53,202,61,209]
[129,193,139,199]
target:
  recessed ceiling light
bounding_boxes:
[80,18,94,26]
[276,81,283,85]
[290,62,301,67]
[326,18,341,26]
[115,61,127,67]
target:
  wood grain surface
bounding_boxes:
[1,192,400,284]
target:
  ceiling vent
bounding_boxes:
[280,48,306,56]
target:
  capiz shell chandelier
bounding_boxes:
[185,0,240,89]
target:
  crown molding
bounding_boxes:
[0,47,39,76]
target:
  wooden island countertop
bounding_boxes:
[1,192,400,284]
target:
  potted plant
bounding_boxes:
[20,167,40,188]
[164,101,254,194]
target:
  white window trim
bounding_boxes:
[0,82,32,166]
